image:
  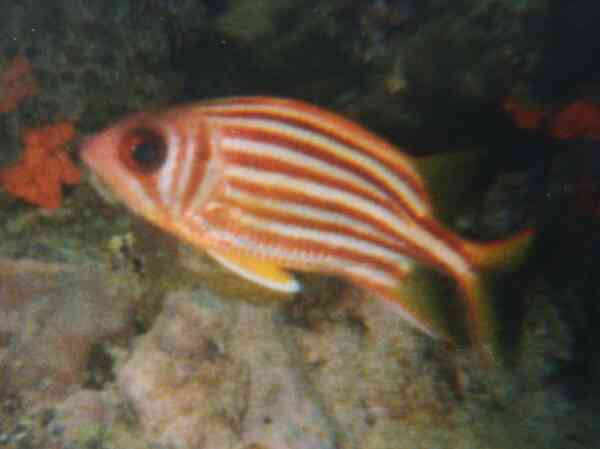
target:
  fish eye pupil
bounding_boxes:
[124,129,167,173]
[132,140,161,166]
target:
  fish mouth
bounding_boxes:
[78,134,101,168]
[78,133,123,205]
[86,170,121,205]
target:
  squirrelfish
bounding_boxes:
[81,96,533,358]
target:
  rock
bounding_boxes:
[0,255,594,449]
[284,288,454,449]
[0,258,139,409]
[118,289,335,449]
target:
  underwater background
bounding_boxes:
[0,0,599,448]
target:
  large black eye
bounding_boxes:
[120,128,167,174]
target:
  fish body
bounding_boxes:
[82,97,533,356]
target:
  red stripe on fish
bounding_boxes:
[227,177,400,236]
[203,100,430,219]
[219,125,417,216]
[209,107,472,275]
[217,187,419,264]
[205,96,423,185]
[217,155,465,279]
[222,150,398,214]
[203,203,408,279]
[221,176,421,260]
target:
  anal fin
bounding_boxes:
[391,265,460,342]
[207,249,300,293]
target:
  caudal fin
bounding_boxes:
[462,228,535,272]
[386,229,534,364]
[460,228,535,365]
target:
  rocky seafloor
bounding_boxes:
[2,1,600,448]
[0,237,592,449]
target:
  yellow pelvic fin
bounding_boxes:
[207,249,300,293]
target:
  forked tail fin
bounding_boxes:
[462,228,535,273]
[460,228,535,365]
[379,228,534,365]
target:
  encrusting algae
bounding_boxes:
[0,122,81,209]
[503,96,600,141]
[0,53,80,210]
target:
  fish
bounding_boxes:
[81,96,533,361]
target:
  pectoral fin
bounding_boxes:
[207,249,300,293]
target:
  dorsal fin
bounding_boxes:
[413,149,491,224]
